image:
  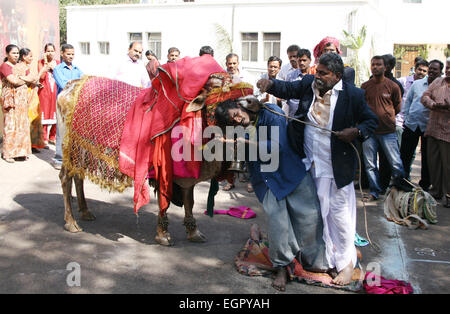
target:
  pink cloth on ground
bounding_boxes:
[204,206,256,219]
[363,272,413,294]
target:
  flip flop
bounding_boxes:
[354,233,369,247]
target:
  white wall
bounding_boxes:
[67,1,373,83]
[66,0,449,83]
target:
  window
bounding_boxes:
[128,32,143,44]
[79,42,90,55]
[98,42,110,55]
[147,32,162,59]
[241,32,258,62]
[263,33,281,60]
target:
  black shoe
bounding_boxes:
[32,147,40,154]
[392,177,413,192]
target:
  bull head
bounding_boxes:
[235,95,262,113]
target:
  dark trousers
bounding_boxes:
[427,136,450,199]
[400,126,430,190]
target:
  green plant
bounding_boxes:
[417,44,429,60]
[341,25,367,87]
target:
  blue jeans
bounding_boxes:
[362,133,405,199]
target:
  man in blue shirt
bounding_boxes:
[215,96,328,292]
[52,44,83,169]
[400,59,444,190]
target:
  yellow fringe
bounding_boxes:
[60,75,133,193]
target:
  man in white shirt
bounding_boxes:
[257,56,283,107]
[225,53,253,85]
[167,47,181,63]
[114,42,151,88]
[277,45,300,81]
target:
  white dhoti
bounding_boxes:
[312,171,357,272]
[303,80,357,272]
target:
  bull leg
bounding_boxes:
[182,186,206,243]
[155,191,174,246]
[73,175,96,221]
[59,166,82,233]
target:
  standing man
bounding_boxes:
[145,50,160,81]
[115,42,151,88]
[377,54,406,193]
[257,56,283,106]
[311,37,355,86]
[399,59,429,105]
[225,53,252,84]
[52,44,83,170]
[223,53,254,192]
[400,60,443,190]
[215,96,329,292]
[278,44,300,81]
[361,56,405,201]
[257,53,378,285]
[421,58,450,208]
[167,47,180,63]
[199,46,214,57]
[284,48,312,117]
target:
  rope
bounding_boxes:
[261,104,382,253]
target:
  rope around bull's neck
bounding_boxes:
[262,104,382,254]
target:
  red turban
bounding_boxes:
[313,37,342,64]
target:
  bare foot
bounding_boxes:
[332,262,354,286]
[272,268,288,292]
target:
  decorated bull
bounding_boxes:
[56,55,254,246]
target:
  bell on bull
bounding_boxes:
[228,140,246,173]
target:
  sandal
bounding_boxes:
[363,194,378,202]
[223,183,235,191]
[247,183,254,193]
[4,158,15,163]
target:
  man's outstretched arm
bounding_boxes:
[257,78,306,101]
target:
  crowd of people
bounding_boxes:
[0,43,82,168]
[1,37,449,292]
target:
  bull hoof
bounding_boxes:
[64,221,83,233]
[187,229,207,243]
[155,233,174,246]
[80,210,96,221]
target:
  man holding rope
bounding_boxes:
[257,53,378,285]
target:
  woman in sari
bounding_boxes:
[37,43,59,145]
[0,44,32,162]
[15,48,47,152]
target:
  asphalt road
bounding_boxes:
[0,143,448,295]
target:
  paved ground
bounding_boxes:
[0,142,449,294]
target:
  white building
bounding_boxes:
[66,0,449,83]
